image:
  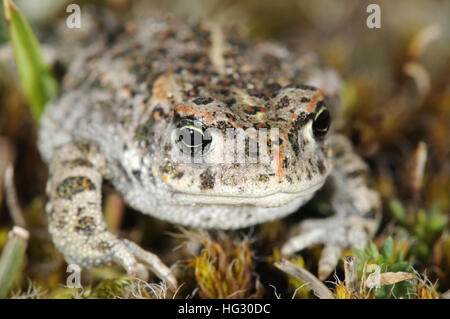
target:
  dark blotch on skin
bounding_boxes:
[193,97,214,105]
[75,216,96,235]
[317,159,326,175]
[200,169,215,190]
[288,133,299,156]
[265,82,282,97]
[347,168,367,179]
[248,90,268,101]
[364,207,378,220]
[164,143,172,152]
[56,176,96,199]
[275,95,290,109]
[173,171,185,179]
[305,167,312,180]
[284,83,317,91]
[132,170,142,182]
[294,112,313,130]
[62,158,93,169]
[77,207,85,216]
[301,97,310,103]
[55,216,68,229]
[134,119,154,147]
[224,97,236,107]
[74,141,91,154]
[98,241,112,251]
[244,106,257,115]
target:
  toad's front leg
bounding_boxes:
[281,134,381,280]
[45,141,177,289]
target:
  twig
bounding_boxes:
[407,24,442,60]
[0,226,29,298]
[344,256,358,294]
[274,259,334,299]
[441,290,450,299]
[410,141,427,202]
[4,164,26,227]
[0,137,15,206]
[403,63,431,103]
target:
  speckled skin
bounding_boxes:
[38,14,381,284]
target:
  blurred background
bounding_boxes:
[0,0,449,298]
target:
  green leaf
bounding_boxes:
[428,204,448,233]
[0,227,29,298]
[381,236,394,262]
[388,261,410,272]
[3,0,58,123]
[374,285,389,299]
[369,241,379,259]
[354,248,366,263]
[0,1,9,44]
[389,199,406,223]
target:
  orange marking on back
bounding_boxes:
[175,105,215,123]
[307,90,325,113]
[152,75,170,102]
[122,87,131,97]
[257,122,266,129]
[276,150,284,178]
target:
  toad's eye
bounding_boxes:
[312,104,330,138]
[175,119,212,156]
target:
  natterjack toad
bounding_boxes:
[38,14,381,287]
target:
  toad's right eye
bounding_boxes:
[175,119,212,156]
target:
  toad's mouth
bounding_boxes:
[169,179,326,207]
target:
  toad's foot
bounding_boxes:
[281,215,373,280]
[281,134,381,280]
[46,141,177,289]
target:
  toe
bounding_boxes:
[281,228,324,256]
[348,225,369,249]
[318,244,343,280]
[111,241,140,277]
[135,263,149,281]
[122,239,178,290]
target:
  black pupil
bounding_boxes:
[178,126,211,153]
[180,128,201,146]
[313,108,330,137]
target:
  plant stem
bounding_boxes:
[0,226,29,298]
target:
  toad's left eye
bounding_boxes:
[312,105,330,138]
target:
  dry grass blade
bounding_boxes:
[366,272,416,289]
[274,259,334,299]
[441,290,450,299]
